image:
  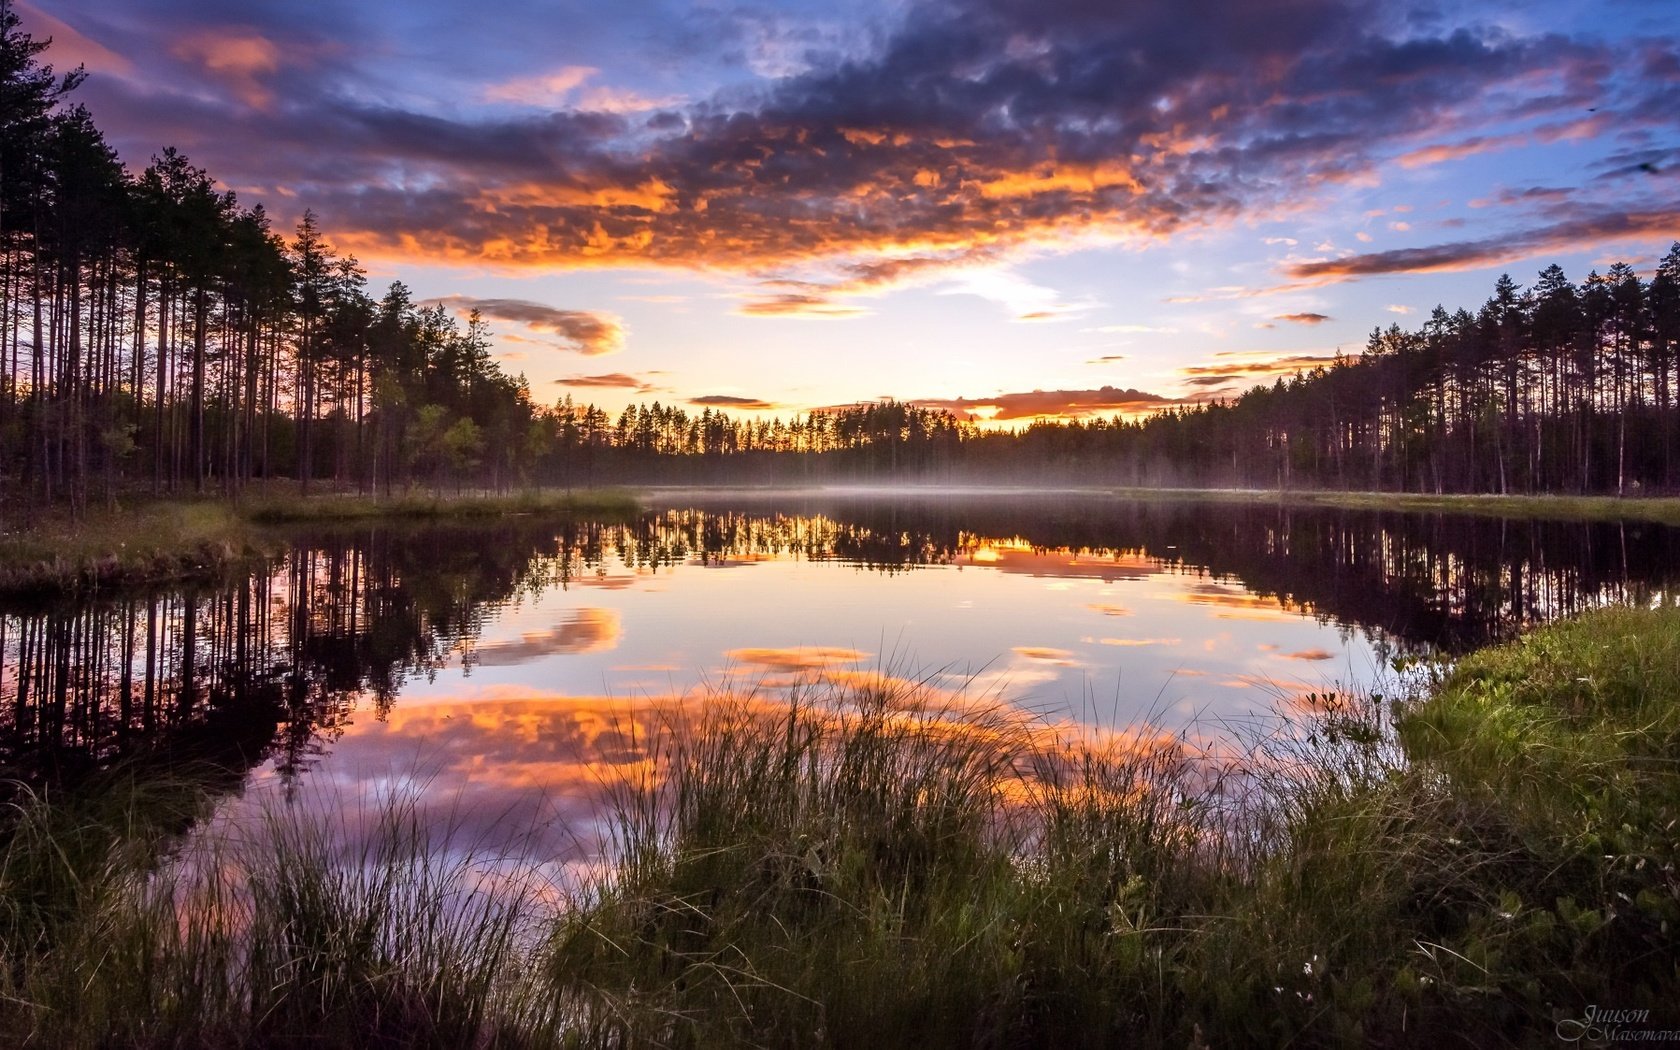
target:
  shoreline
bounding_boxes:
[0,488,641,599]
[5,482,1678,599]
[639,481,1680,523]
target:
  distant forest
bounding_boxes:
[6,6,1680,509]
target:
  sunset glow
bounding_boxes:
[26,0,1680,424]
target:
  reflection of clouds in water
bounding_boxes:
[962,544,1161,582]
[1094,637,1181,647]
[468,608,621,666]
[1012,646,1079,666]
[237,665,1356,883]
[1183,582,1304,622]
[1281,649,1334,662]
[1087,603,1133,617]
[724,646,870,672]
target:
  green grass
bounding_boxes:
[0,606,1675,1046]
[0,501,276,597]
[0,487,640,597]
[1106,485,1680,524]
[552,610,1680,1046]
[239,487,640,524]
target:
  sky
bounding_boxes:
[19,0,1680,423]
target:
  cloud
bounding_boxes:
[1180,352,1342,383]
[483,65,686,113]
[689,394,779,409]
[914,386,1174,422]
[12,1,133,77]
[554,372,656,390]
[1275,312,1331,325]
[1286,209,1680,280]
[429,296,625,355]
[1086,354,1128,364]
[170,28,282,109]
[52,0,1669,296]
[735,293,870,319]
[482,66,598,105]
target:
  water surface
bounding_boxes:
[4,493,1675,866]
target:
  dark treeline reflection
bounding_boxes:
[4,500,1678,785]
[643,497,1678,651]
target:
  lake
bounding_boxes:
[4,491,1677,873]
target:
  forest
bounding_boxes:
[6,5,1680,507]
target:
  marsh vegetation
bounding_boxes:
[0,605,1674,1047]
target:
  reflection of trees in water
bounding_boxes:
[0,522,569,790]
[611,500,1679,653]
[3,503,1677,788]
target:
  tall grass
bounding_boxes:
[0,605,1675,1046]
[0,778,565,1048]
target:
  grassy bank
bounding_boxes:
[1107,485,1680,524]
[0,606,1676,1046]
[0,488,640,598]
[553,612,1680,1046]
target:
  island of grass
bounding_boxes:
[0,488,641,598]
[0,603,1674,1046]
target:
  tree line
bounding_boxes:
[1,5,546,512]
[7,2,1680,505]
[545,250,1680,496]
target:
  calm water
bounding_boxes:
[4,492,1677,867]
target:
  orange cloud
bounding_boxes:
[429,297,625,355]
[555,372,656,390]
[915,386,1174,423]
[14,2,132,76]
[735,293,870,319]
[688,395,780,410]
[171,28,281,109]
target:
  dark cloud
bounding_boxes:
[428,296,625,355]
[1287,208,1680,279]
[914,386,1173,421]
[736,293,869,318]
[38,0,1671,287]
[1182,375,1240,388]
[1086,354,1128,364]
[1182,353,1342,379]
[554,372,656,390]
[1276,312,1331,324]
[689,395,779,409]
